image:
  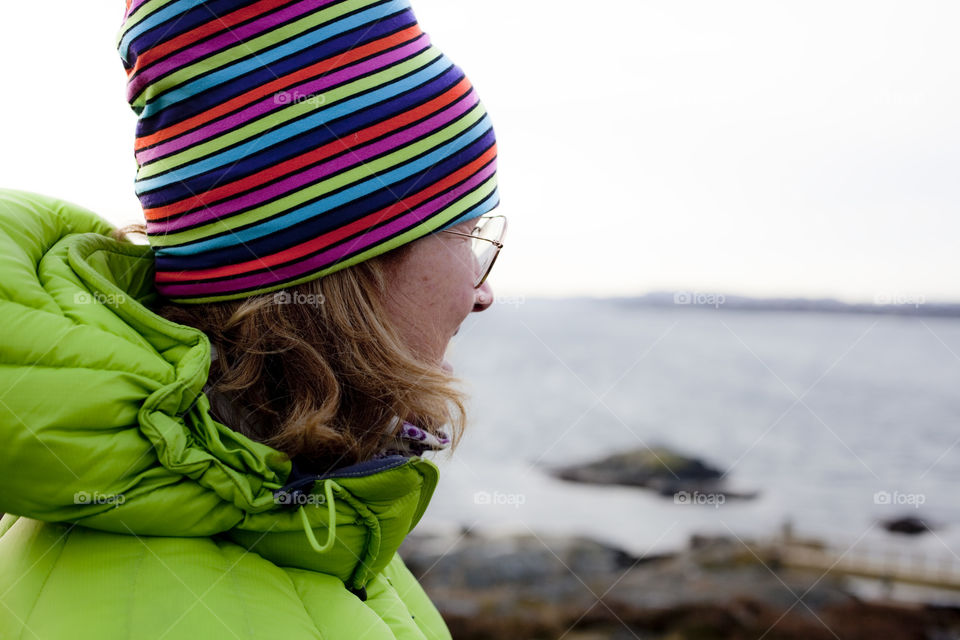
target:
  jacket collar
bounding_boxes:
[226,453,438,592]
[2,201,439,590]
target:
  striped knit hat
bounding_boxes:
[117,0,499,304]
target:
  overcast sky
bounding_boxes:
[1,1,957,301]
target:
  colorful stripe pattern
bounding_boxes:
[117,0,499,303]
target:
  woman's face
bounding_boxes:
[381,217,495,371]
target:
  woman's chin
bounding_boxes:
[441,359,454,374]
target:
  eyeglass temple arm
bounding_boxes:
[440,229,503,247]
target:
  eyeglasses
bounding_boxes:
[440,214,508,288]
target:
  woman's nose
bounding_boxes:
[473,281,494,312]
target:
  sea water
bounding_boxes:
[426,298,960,570]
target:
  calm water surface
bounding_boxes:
[424,299,960,566]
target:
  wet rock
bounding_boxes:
[883,516,932,535]
[401,531,848,614]
[397,531,947,639]
[547,446,757,500]
[400,532,663,609]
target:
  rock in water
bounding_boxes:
[882,517,932,535]
[549,446,757,500]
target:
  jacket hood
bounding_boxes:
[0,188,439,591]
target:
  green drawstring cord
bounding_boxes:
[296,477,370,601]
[297,478,338,553]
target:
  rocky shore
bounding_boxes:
[399,531,960,640]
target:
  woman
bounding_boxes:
[0,0,504,638]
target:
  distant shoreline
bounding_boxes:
[584,293,960,318]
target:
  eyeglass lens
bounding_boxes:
[470,216,505,286]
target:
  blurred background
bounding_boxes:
[2,1,958,637]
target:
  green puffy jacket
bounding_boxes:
[0,189,452,640]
